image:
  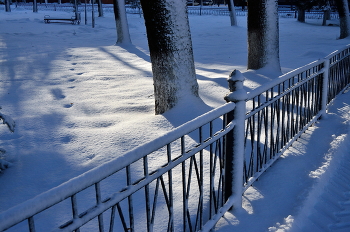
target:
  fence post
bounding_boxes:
[223,70,247,210]
[321,59,330,118]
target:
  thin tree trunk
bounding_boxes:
[297,8,305,22]
[97,0,103,17]
[5,0,11,12]
[335,0,350,39]
[113,0,131,44]
[140,0,199,114]
[322,10,330,26]
[33,0,38,12]
[228,0,237,26]
[247,0,281,72]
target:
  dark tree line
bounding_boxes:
[294,0,350,39]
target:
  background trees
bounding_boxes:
[294,0,350,39]
[294,0,318,22]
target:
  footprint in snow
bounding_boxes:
[51,88,65,100]
[64,103,74,108]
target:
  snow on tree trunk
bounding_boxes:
[113,0,131,44]
[335,0,350,39]
[140,0,199,115]
[228,0,237,26]
[247,0,281,72]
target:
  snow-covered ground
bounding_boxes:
[0,5,349,231]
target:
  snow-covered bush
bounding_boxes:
[0,107,15,172]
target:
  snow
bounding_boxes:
[0,5,350,231]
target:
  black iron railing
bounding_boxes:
[0,102,244,232]
[243,60,326,189]
[241,45,350,190]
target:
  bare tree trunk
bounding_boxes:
[247,0,281,72]
[33,0,38,12]
[335,0,350,39]
[5,0,11,12]
[97,0,103,17]
[228,0,237,26]
[140,0,199,114]
[297,8,305,22]
[322,9,330,26]
[113,0,131,44]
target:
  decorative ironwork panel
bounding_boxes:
[243,64,324,189]
[0,104,236,232]
[327,47,350,103]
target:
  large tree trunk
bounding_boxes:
[335,0,350,39]
[113,0,131,44]
[247,0,281,72]
[140,0,199,114]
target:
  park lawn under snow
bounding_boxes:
[0,6,350,231]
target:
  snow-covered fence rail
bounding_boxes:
[0,100,247,231]
[240,44,350,191]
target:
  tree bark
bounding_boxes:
[113,0,131,44]
[247,0,281,72]
[140,0,199,114]
[335,0,350,39]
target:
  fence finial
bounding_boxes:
[224,69,247,103]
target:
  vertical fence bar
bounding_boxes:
[181,136,187,231]
[166,144,174,231]
[71,194,80,232]
[95,182,104,232]
[321,59,330,118]
[28,216,35,232]
[224,70,247,209]
[143,155,151,232]
[126,165,134,232]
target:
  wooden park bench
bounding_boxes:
[44,13,81,25]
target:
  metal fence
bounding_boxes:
[0,101,243,231]
[0,4,350,231]
[5,3,340,19]
[1,44,350,231]
[241,45,350,191]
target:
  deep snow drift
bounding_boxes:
[0,5,350,231]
